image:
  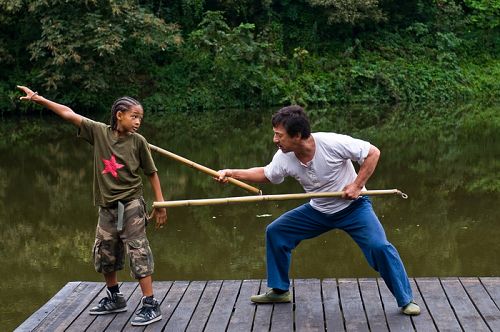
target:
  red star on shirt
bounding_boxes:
[101,154,124,178]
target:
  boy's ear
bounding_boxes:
[116,110,123,120]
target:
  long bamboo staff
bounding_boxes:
[149,144,262,195]
[153,189,408,208]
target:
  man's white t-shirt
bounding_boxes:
[264,132,371,214]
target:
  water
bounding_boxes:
[1,104,499,329]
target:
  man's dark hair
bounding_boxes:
[272,105,311,139]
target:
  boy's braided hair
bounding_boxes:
[110,96,141,130]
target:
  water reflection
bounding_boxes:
[0,104,498,329]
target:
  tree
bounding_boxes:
[0,0,180,108]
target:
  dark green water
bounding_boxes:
[1,104,499,329]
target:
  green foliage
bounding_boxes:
[1,0,499,112]
[464,0,500,29]
[143,11,283,111]
[307,0,386,24]
[1,0,179,111]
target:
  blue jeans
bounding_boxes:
[265,197,413,307]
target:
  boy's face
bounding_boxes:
[117,105,144,133]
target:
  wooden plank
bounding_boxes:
[226,279,260,331]
[144,280,190,332]
[82,282,138,331]
[415,278,461,331]
[441,277,489,331]
[358,278,387,332]
[16,277,500,332]
[270,296,293,331]
[377,278,413,332]
[481,277,500,308]
[461,277,500,331]
[270,302,293,332]
[294,278,325,331]
[408,279,437,332]
[15,282,81,332]
[53,282,106,332]
[163,281,206,331]
[119,280,173,331]
[64,282,111,331]
[185,280,223,332]
[251,280,273,332]
[204,280,242,331]
[104,283,142,331]
[321,279,344,332]
[338,278,369,332]
[34,282,104,332]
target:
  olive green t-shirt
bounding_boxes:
[78,118,157,207]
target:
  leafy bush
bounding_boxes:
[1,1,498,113]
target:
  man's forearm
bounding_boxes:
[354,145,380,188]
[230,167,270,183]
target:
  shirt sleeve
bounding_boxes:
[263,151,287,184]
[77,117,99,145]
[330,134,371,164]
[139,137,158,175]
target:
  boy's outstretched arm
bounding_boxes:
[148,172,167,229]
[17,85,83,127]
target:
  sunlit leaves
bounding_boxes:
[464,0,500,29]
[0,0,23,12]
[307,0,386,24]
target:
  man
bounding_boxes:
[217,105,420,315]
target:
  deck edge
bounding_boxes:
[14,282,82,332]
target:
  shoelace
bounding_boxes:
[266,289,284,295]
[136,305,155,318]
[98,296,112,305]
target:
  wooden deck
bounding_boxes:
[16,277,500,331]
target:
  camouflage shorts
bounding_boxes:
[92,197,154,279]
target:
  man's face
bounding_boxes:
[273,124,299,153]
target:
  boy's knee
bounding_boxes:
[93,238,124,274]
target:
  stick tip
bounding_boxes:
[397,190,408,199]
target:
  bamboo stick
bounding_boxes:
[149,144,262,195]
[153,189,408,208]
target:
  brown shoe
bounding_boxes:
[402,301,421,315]
[250,289,291,303]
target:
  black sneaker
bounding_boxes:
[131,296,162,326]
[89,289,127,315]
